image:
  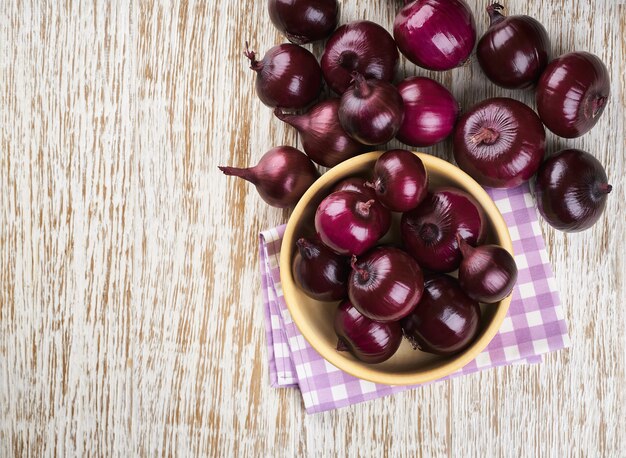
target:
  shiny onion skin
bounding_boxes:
[334,299,402,364]
[534,149,612,232]
[244,42,322,109]
[268,0,338,45]
[401,188,486,272]
[292,237,350,301]
[321,21,399,94]
[477,3,550,89]
[368,149,428,212]
[536,52,610,138]
[457,237,518,303]
[393,0,476,71]
[348,247,424,322]
[453,97,545,188]
[396,77,460,147]
[339,74,405,145]
[315,190,391,255]
[218,146,320,208]
[401,274,481,356]
[332,177,377,199]
[274,100,366,168]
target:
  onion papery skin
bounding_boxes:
[393,0,476,71]
[369,149,428,212]
[348,247,424,322]
[268,0,338,45]
[334,300,402,364]
[477,3,550,89]
[292,237,350,301]
[315,190,391,255]
[274,100,366,167]
[453,97,545,188]
[401,274,481,356]
[396,77,460,147]
[536,51,610,138]
[321,20,399,95]
[218,146,320,208]
[457,237,518,303]
[401,188,486,272]
[332,177,377,199]
[245,43,322,109]
[534,149,612,232]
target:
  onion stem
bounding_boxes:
[350,255,369,282]
[218,165,257,184]
[469,127,500,145]
[486,3,506,25]
[244,41,262,71]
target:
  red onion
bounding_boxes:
[218,146,320,208]
[315,190,391,255]
[244,42,322,109]
[268,0,338,45]
[321,20,399,94]
[477,3,550,89]
[536,52,610,138]
[274,100,366,168]
[292,237,349,301]
[334,300,402,364]
[457,236,518,303]
[401,274,481,356]
[367,149,428,212]
[401,188,486,273]
[453,97,545,188]
[396,77,460,147]
[534,149,612,232]
[332,177,377,199]
[393,0,476,71]
[339,74,405,145]
[348,247,424,322]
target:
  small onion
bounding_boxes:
[457,236,518,303]
[534,149,612,232]
[477,3,550,89]
[268,0,338,45]
[334,299,402,364]
[244,42,322,109]
[453,97,545,188]
[536,52,610,138]
[321,20,399,94]
[315,190,391,255]
[393,0,476,71]
[348,247,424,322]
[219,146,320,208]
[332,177,377,199]
[396,77,460,147]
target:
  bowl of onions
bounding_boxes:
[279,151,515,385]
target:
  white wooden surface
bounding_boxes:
[1,1,624,456]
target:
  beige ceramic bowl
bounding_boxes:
[279,152,513,385]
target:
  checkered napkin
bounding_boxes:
[259,183,570,414]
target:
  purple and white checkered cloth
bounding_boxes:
[259,184,570,414]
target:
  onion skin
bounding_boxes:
[339,75,405,145]
[396,77,460,147]
[393,0,476,71]
[453,97,545,188]
[368,149,428,212]
[401,188,486,273]
[244,42,322,109]
[477,3,550,89]
[218,146,320,208]
[332,177,377,199]
[536,52,610,138]
[274,100,366,168]
[534,149,612,232]
[268,0,338,45]
[334,300,402,364]
[315,190,391,255]
[293,237,349,301]
[401,274,481,356]
[457,237,518,303]
[348,247,424,322]
[321,20,399,94]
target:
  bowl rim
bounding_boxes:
[279,151,513,386]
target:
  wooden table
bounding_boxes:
[1,1,624,456]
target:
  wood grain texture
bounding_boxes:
[0,1,624,456]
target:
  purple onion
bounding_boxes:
[268,0,338,45]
